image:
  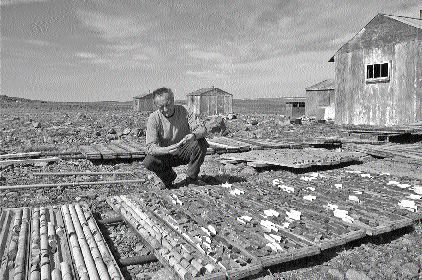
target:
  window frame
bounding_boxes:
[365,61,391,84]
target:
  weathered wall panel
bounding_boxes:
[133,97,154,112]
[335,39,421,125]
[306,90,335,119]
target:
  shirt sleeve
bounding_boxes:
[186,108,207,139]
[145,113,160,154]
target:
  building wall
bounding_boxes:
[133,97,154,112]
[306,90,335,119]
[188,93,233,115]
[335,38,422,125]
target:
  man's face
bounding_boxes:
[154,91,175,117]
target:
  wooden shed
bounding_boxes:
[305,79,335,120]
[284,97,306,119]
[187,87,233,116]
[133,93,154,112]
[329,13,422,126]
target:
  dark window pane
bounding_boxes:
[381,63,389,77]
[299,102,305,107]
[374,64,381,78]
[367,65,373,79]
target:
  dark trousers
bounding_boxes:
[143,138,209,183]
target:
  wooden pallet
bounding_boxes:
[220,149,362,169]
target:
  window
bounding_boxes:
[366,62,390,83]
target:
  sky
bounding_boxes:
[1,0,421,102]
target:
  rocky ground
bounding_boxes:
[0,100,421,280]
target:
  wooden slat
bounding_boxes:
[93,144,117,159]
[0,157,60,167]
[0,152,41,160]
[79,145,102,159]
[106,143,132,159]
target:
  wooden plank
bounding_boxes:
[0,157,60,167]
[93,144,117,160]
[0,152,41,160]
[79,145,102,160]
[111,141,145,158]
[106,143,132,159]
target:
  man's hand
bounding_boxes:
[166,144,181,155]
[182,133,196,144]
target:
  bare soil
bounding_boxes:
[0,100,421,280]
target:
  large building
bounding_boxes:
[133,93,154,112]
[305,79,335,120]
[187,87,233,116]
[329,13,422,126]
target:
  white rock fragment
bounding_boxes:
[201,227,211,236]
[279,184,294,193]
[207,225,217,236]
[387,180,400,186]
[221,182,232,188]
[380,172,390,176]
[348,195,360,203]
[326,203,338,210]
[286,209,301,221]
[398,200,418,212]
[240,215,252,222]
[333,209,354,223]
[360,173,371,178]
[334,184,343,189]
[413,186,422,195]
[300,176,316,182]
[272,179,281,186]
[237,217,246,224]
[346,170,361,174]
[264,209,279,217]
[306,187,316,191]
[397,183,411,189]
[229,188,245,196]
[353,190,363,194]
[407,194,422,200]
[303,195,317,201]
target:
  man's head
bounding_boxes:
[152,87,175,117]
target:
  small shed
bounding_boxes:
[284,97,306,119]
[133,93,154,112]
[305,79,335,120]
[187,87,233,116]
[329,13,422,125]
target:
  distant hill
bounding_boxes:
[0,95,47,103]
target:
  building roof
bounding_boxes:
[306,79,335,91]
[133,93,153,99]
[187,87,232,96]
[284,96,306,102]
[385,14,422,30]
[329,13,422,62]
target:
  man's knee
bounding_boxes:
[143,155,155,170]
[197,138,209,154]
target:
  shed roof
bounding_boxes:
[133,93,153,99]
[306,79,335,91]
[187,87,232,96]
[329,13,422,62]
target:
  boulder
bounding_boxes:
[206,116,226,135]
[32,122,41,128]
[227,113,237,120]
[108,128,116,134]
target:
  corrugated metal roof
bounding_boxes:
[133,93,153,99]
[187,87,232,96]
[306,79,335,91]
[385,14,422,30]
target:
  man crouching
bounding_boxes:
[143,87,209,189]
